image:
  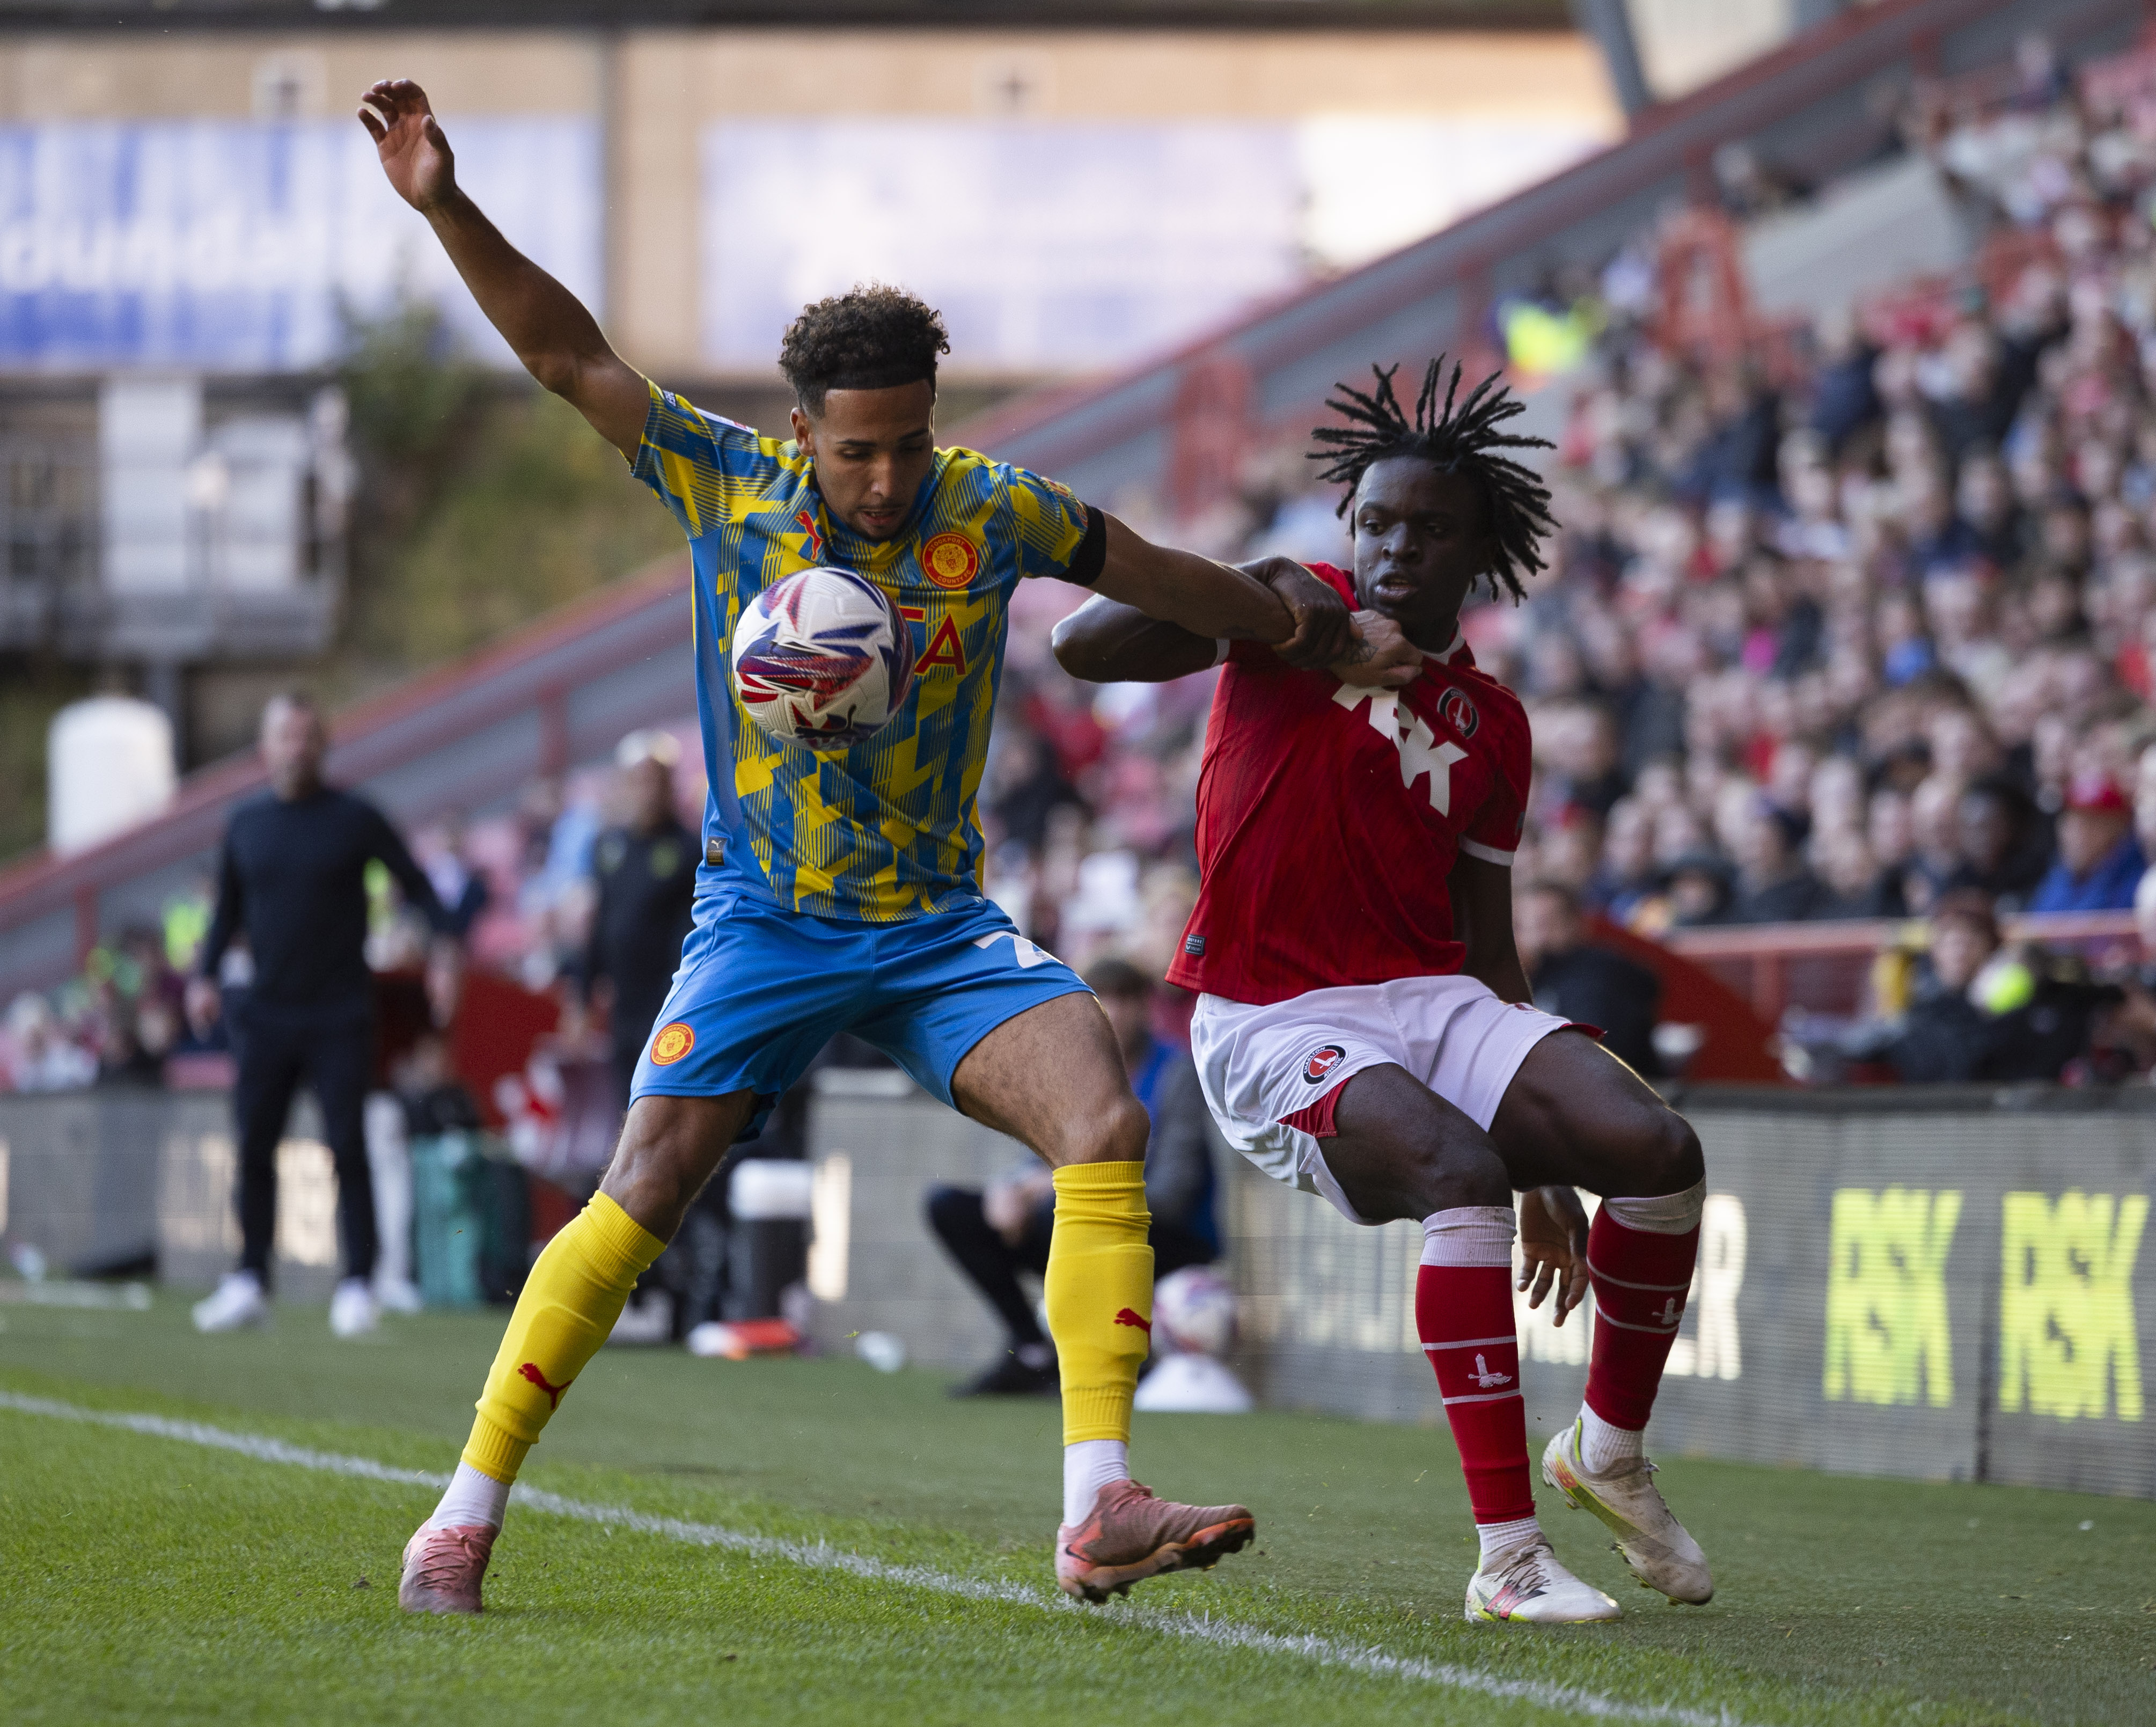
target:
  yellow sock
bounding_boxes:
[460,1192,666,1483]
[1045,1160,1153,1445]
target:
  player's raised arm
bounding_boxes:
[358,79,648,459]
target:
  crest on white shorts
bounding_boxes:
[1302,1044,1347,1085]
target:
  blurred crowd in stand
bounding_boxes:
[15,34,2156,1096]
[0,731,705,1101]
[974,32,2156,1085]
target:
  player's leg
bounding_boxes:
[950,991,1255,1599]
[194,1016,302,1332]
[401,895,845,1613]
[401,1091,747,1613]
[951,987,1149,1446]
[1319,1065,1619,1624]
[1487,1030,1713,1604]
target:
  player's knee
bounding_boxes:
[1055,1095,1150,1167]
[1630,1110,1704,1196]
[1403,1130,1510,1215]
[606,1112,717,1240]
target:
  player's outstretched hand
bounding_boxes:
[1246,559,1355,670]
[1330,610,1422,687]
[1517,1184,1590,1325]
[358,79,456,212]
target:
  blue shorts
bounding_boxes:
[630,891,1091,1127]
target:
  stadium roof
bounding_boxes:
[0,1,1571,31]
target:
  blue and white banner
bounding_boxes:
[701,121,1306,374]
[698,117,1607,375]
[0,118,600,371]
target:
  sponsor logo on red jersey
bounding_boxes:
[1436,685,1480,740]
[1302,1044,1346,1084]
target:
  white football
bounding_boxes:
[1153,1264,1240,1358]
[730,566,916,750]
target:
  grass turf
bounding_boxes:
[2,1294,2152,1725]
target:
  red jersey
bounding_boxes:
[1166,562,1531,1006]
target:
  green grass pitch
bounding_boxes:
[2,1294,2151,1725]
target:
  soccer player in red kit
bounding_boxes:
[1053,360,1713,1624]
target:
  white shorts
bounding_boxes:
[1189,974,1575,1226]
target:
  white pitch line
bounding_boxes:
[1,1391,1741,1727]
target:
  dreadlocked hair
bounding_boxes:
[1309,356,1556,603]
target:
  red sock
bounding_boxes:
[1418,1208,1534,1526]
[1583,1198,1700,1431]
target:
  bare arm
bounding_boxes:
[1450,851,1532,1004]
[1054,556,1424,686]
[1051,594,1221,684]
[358,79,648,458]
[1087,516,1350,661]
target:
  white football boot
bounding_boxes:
[329,1278,380,1339]
[1464,1534,1620,1623]
[1542,1418,1713,1604]
[191,1270,269,1333]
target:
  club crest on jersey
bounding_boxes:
[1302,1044,1346,1085]
[920,531,982,590]
[1435,685,1480,740]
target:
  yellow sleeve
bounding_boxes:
[998,465,1092,582]
[627,378,784,539]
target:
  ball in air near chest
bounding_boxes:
[730,566,917,750]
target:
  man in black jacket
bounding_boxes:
[1515,882,1664,1077]
[186,692,453,1338]
[585,733,698,1112]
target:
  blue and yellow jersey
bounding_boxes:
[630,380,1090,922]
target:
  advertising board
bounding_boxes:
[1242,1091,2153,1498]
[0,118,599,370]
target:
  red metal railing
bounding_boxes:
[1665,912,2143,1025]
[0,551,692,984]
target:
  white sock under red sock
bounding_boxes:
[1578,1406,1647,1474]
[1475,1514,1541,1563]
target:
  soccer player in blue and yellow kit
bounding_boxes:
[360,79,1410,1614]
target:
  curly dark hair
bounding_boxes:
[778,284,951,416]
[1309,356,1556,603]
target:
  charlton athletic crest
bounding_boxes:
[1303,1044,1347,1085]
[1436,686,1480,740]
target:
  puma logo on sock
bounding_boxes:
[517,1362,569,1409]
[1113,1308,1152,1334]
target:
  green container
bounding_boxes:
[410,1132,486,1309]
